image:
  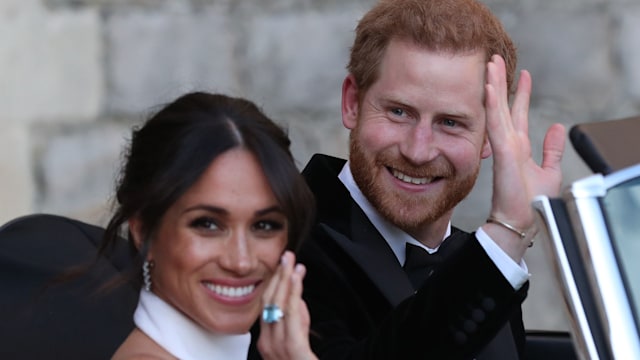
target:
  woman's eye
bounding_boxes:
[252,220,285,232]
[190,217,219,231]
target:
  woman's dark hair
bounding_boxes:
[100,92,315,289]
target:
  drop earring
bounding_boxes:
[143,260,154,291]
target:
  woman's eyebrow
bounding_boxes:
[255,205,284,217]
[182,204,228,215]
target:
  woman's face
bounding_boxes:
[136,148,288,334]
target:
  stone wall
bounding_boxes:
[3,0,640,332]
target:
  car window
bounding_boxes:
[601,176,640,331]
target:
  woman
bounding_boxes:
[100,92,316,359]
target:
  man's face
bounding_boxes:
[342,38,492,240]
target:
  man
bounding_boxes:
[297,0,565,359]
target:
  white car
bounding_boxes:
[534,116,640,360]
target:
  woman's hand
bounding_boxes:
[257,251,317,360]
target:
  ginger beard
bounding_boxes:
[348,128,480,234]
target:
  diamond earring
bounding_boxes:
[143,260,154,291]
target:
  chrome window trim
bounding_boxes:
[536,163,640,359]
[567,194,640,359]
[568,163,640,198]
[568,165,640,359]
[533,196,599,360]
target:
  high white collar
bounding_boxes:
[134,290,251,360]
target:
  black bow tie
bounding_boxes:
[404,243,442,269]
[403,234,465,289]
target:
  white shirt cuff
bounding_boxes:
[475,227,529,290]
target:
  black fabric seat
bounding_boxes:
[0,214,138,359]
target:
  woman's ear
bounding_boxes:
[128,216,150,258]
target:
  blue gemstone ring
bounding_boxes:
[262,304,284,324]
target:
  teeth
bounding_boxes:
[204,283,255,298]
[392,169,432,185]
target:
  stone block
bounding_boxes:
[239,9,358,113]
[275,108,348,169]
[614,5,640,102]
[0,125,34,225]
[510,8,619,117]
[0,2,102,123]
[485,0,607,12]
[34,122,130,224]
[105,3,239,116]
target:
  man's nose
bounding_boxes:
[399,122,440,165]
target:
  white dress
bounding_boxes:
[133,290,251,360]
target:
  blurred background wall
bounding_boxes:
[2,0,640,332]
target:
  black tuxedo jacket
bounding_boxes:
[297,154,527,359]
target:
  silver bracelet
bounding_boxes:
[486,217,527,240]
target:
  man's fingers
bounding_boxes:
[541,123,566,194]
[487,54,509,103]
[511,69,532,134]
[485,55,514,145]
[542,124,566,165]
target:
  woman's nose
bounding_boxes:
[219,231,255,275]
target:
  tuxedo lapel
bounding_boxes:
[318,205,415,307]
[304,154,414,306]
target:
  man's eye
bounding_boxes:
[443,118,457,127]
[390,108,405,117]
[190,217,219,231]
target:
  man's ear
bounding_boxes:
[481,135,492,159]
[342,74,360,130]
